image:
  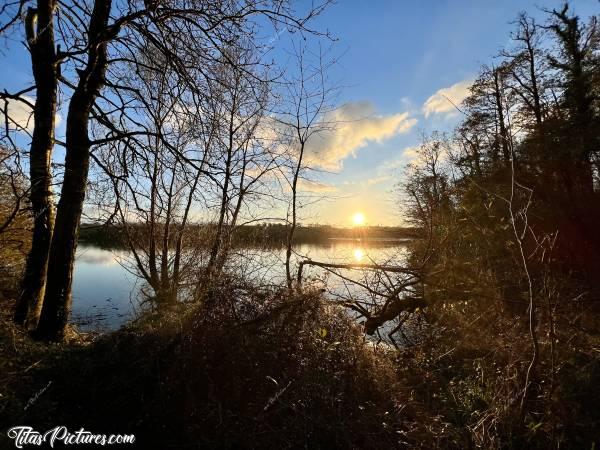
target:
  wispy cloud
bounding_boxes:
[364,174,392,186]
[422,79,472,118]
[305,101,417,171]
[400,143,450,169]
[297,178,337,193]
[367,145,422,179]
[401,145,420,162]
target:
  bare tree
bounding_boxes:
[461,64,516,168]
[277,43,335,290]
[15,0,332,340]
[1,0,333,339]
[203,48,272,282]
[503,13,548,131]
[95,64,209,303]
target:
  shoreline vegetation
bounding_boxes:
[2,267,599,449]
[78,223,421,249]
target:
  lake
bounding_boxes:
[71,240,411,332]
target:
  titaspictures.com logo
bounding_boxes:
[7,426,135,448]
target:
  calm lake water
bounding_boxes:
[72,240,411,332]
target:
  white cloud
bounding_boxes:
[0,95,62,133]
[423,79,472,118]
[304,101,417,171]
[2,96,34,132]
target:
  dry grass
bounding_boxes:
[1,272,599,449]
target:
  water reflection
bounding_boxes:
[353,247,365,262]
[71,246,140,331]
[72,240,409,332]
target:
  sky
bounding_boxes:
[288,0,599,226]
[1,0,598,227]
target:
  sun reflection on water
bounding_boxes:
[353,247,365,262]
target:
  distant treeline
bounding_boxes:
[79,223,420,249]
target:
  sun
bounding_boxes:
[352,212,365,226]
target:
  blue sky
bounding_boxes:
[292,0,599,226]
[1,1,597,226]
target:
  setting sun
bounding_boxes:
[352,212,365,226]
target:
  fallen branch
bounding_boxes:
[297,259,420,285]
[297,259,425,336]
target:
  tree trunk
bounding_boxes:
[14,2,58,327]
[493,69,510,164]
[206,105,235,279]
[147,141,160,289]
[35,0,113,341]
[526,43,543,129]
[159,167,176,301]
[172,159,204,301]
[286,141,305,290]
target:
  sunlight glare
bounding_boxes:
[353,248,365,262]
[352,212,365,226]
